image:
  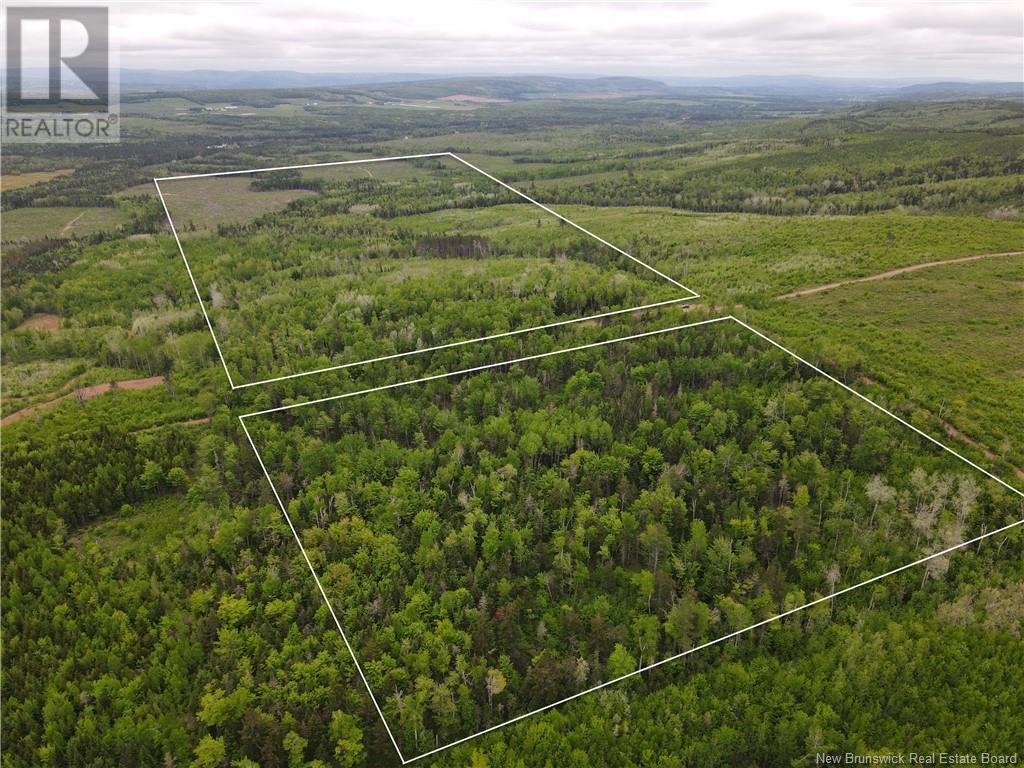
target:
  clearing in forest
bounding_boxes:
[13,313,62,333]
[775,250,1024,299]
[239,317,1023,763]
[0,168,72,191]
[763,254,1024,472]
[156,153,698,389]
[1,206,130,242]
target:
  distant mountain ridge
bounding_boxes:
[116,69,1022,101]
[118,69,444,90]
[355,76,671,101]
[892,81,1023,98]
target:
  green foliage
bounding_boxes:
[758,255,1024,469]
[243,323,1020,754]
[3,88,1022,768]
[169,159,677,384]
[607,645,637,678]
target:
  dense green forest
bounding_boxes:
[161,158,683,385]
[244,322,1020,757]
[2,81,1023,767]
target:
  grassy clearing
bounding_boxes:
[157,176,315,230]
[13,313,62,332]
[120,96,205,117]
[115,181,162,197]
[120,115,222,137]
[572,207,1024,300]
[756,254,1024,472]
[68,494,224,555]
[1,206,129,241]
[404,205,1024,300]
[0,169,72,191]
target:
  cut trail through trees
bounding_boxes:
[1,376,166,425]
[60,212,86,236]
[858,376,1024,482]
[776,251,1024,299]
[941,419,1024,482]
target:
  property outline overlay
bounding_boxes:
[153,151,702,390]
[238,315,1024,765]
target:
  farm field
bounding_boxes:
[2,79,1023,768]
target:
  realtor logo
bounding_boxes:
[3,5,119,142]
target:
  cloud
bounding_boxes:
[114,0,1022,80]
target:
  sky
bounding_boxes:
[112,0,1021,81]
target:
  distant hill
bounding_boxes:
[663,75,1024,101]
[662,74,902,97]
[119,70,673,100]
[119,69,444,91]
[891,81,1023,99]
[359,76,671,101]
[117,70,1022,103]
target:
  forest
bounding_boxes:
[2,80,1023,767]
[244,321,1018,757]
[159,157,682,385]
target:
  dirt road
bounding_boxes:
[776,250,1024,300]
[1,376,166,426]
[60,212,86,236]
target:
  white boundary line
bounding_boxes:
[447,153,689,291]
[155,152,454,181]
[401,514,1024,765]
[239,316,1024,763]
[729,317,1023,498]
[239,317,729,418]
[154,179,237,388]
[154,151,701,390]
[232,297,696,390]
[239,419,408,764]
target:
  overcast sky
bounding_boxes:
[114,1,1022,81]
